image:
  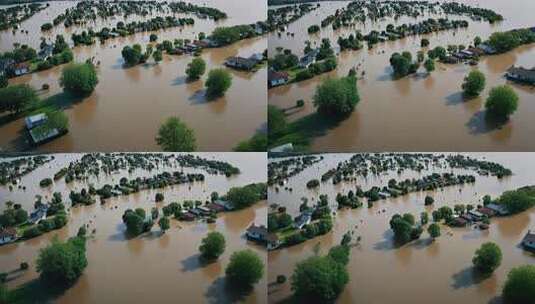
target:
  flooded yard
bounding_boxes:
[268,153,535,303]
[0,152,267,303]
[268,0,535,151]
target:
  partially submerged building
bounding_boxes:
[505,66,535,85]
[24,113,67,145]
[0,227,17,245]
[521,230,535,251]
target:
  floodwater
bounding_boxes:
[0,0,267,152]
[0,153,267,303]
[268,0,535,151]
[267,153,535,303]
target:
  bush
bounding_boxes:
[424,195,434,205]
[205,68,232,98]
[307,25,320,34]
[462,70,486,97]
[502,265,535,304]
[185,58,206,80]
[472,242,502,274]
[306,179,320,188]
[424,58,435,73]
[20,262,29,270]
[313,75,359,116]
[225,250,264,288]
[199,231,226,260]
[427,223,441,239]
[156,117,196,151]
[485,85,519,119]
[158,216,170,233]
[60,63,98,96]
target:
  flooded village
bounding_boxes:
[0,153,267,303]
[0,0,268,152]
[267,153,534,303]
[268,0,535,152]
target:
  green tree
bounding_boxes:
[291,254,349,302]
[225,249,264,288]
[199,231,226,260]
[485,85,519,119]
[60,63,98,96]
[36,236,87,285]
[472,242,502,274]
[233,132,267,152]
[158,216,170,233]
[185,57,206,80]
[121,45,142,66]
[327,245,350,266]
[424,58,435,73]
[390,52,411,76]
[502,265,535,304]
[0,84,37,114]
[268,105,287,138]
[149,33,158,42]
[153,50,163,63]
[313,75,359,116]
[156,117,197,151]
[427,223,440,239]
[205,68,232,98]
[462,70,486,97]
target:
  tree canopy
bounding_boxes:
[462,70,486,97]
[156,116,197,152]
[0,84,37,114]
[472,242,502,274]
[313,75,359,116]
[199,231,226,260]
[60,63,98,96]
[225,249,264,288]
[205,68,232,98]
[502,265,535,304]
[36,236,87,285]
[485,85,519,119]
[185,57,206,80]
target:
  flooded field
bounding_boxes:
[268,0,535,151]
[268,153,535,303]
[0,153,267,303]
[0,0,267,152]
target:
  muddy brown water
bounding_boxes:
[0,153,267,303]
[268,0,535,151]
[0,0,267,152]
[267,153,535,303]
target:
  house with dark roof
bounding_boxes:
[246,223,268,242]
[25,113,66,145]
[267,233,281,250]
[29,205,48,224]
[486,203,509,216]
[522,230,535,251]
[214,199,234,211]
[268,69,289,88]
[0,228,17,245]
[506,66,535,85]
[298,49,319,68]
[14,62,30,76]
[225,56,257,71]
[38,43,54,60]
[293,211,312,229]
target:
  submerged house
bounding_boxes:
[25,113,66,145]
[505,66,535,85]
[293,211,312,230]
[14,63,30,76]
[298,49,319,68]
[522,230,535,251]
[224,56,257,71]
[268,70,289,88]
[267,233,281,250]
[246,223,268,242]
[0,228,17,245]
[213,199,234,211]
[29,205,48,224]
[486,203,509,216]
[38,43,54,60]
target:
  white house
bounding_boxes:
[0,228,17,245]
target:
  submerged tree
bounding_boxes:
[205,68,232,98]
[185,57,206,80]
[472,242,502,274]
[199,231,226,260]
[225,249,264,288]
[60,63,98,96]
[36,236,87,285]
[156,117,196,152]
[313,75,359,116]
[462,70,486,97]
[485,85,519,119]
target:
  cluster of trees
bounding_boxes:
[211,24,256,46]
[487,29,535,54]
[0,203,28,227]
[121,44,161,66]
[462,70,486,97]
[335,191,362,209]
[36,235,87,285]
[185,57,206,80]
[233,132,267,152]
[338,33,363,51]
[307,24,320,34]
[122,208,153,236]
[390,52,420,77]
[485,85,519,120]
[199,231,226,260]
[205,68,232,98]
[23,211,68,239]
[313,74,359,117]
[60,63,98,96]
[271,49,298,71]
[225,249,264,289]
[268,211,293,232]
[156,116,197,152]
[225,183,267,209]
[0,84,37,114]
[291,243,351,302]
[472,242,502,274]
[389,213,423,244]
[496,187,535,214]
